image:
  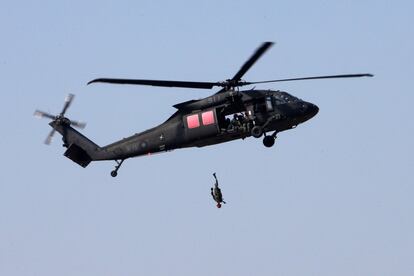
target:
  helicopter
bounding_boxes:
[34,42,372,177]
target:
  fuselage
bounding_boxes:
[95,89,319,160]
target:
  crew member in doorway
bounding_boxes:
[211,172,226,208]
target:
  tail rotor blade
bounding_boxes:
[60,93,74,116]
[34,110,55,120]
[71,120,87,129]
[44,129,56,145]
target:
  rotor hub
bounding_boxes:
[55,116,71,126]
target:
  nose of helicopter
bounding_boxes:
[301,102,319,122]
[308,102,319,117]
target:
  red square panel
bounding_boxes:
[187,114,200,129]
[202,111,215,125]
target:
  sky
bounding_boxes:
[1,0,413,275]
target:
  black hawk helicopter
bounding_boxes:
[35,42,372,177]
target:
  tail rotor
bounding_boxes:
[34,93,86,145]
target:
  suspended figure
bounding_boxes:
[211,173,226,208]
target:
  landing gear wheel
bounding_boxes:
[263,136,275,147]
[110,159,125,177]
[251,126,263,138]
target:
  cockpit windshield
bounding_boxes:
[273,92,299,104]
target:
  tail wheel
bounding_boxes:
[251,126,263,138]
[110,159,125,178]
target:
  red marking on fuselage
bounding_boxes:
[187,114,200,129]
[202,111,215,125]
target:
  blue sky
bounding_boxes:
[1,1,413,275]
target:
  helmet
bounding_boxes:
[217,203,222,208]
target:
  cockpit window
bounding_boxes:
[273,97,284,105]
[273,92,299,104]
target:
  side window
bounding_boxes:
[186,114,200,129]
[265,96,273,111]
[201,111,215,126]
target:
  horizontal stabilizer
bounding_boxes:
[64,143,92,168]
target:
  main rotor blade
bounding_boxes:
[246,73,374,85]
[34,110,55,120]
[88,78,219,89]
[60,94,74,116]
[44,129,56,145]
[231,42,274,81]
